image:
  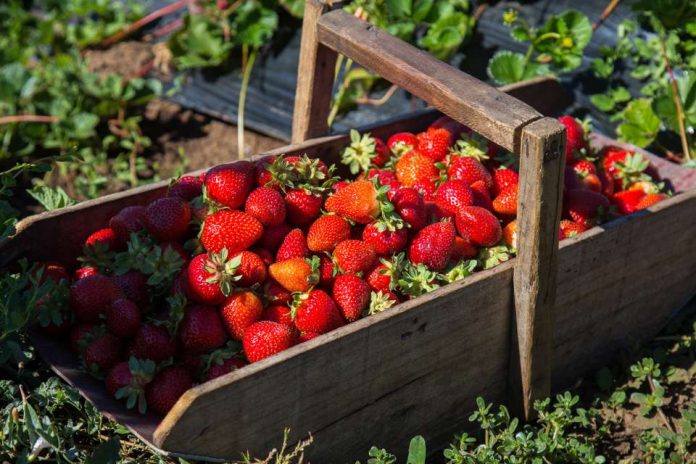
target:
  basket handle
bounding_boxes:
[291,1,565,420]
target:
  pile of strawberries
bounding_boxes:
[33,115,669,417]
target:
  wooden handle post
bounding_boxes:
[292,3,565,420]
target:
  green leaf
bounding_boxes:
[85,437,121,464]
[278,0,304,18]
[412,0,434,22]
[591,94,616,112]
[617,99,661,147]
[653,71,696,133]
[511,26,531,42]
[27,185,76,211]
[418,12,473,60]
[386,0,412,19]
[487,51,550,85]
[406,436,427,464]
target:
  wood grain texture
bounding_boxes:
[511,118,565,420]
[315,9,542,152]
[291,0,338,143]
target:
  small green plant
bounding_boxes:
[487,9,592,85]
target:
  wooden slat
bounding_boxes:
[291,0,338,143]
[510,118,565,420]
[315,9,542,152]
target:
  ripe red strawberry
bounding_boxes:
[503,220,518,249]
[105,358,156,413]
[307,215,352,252]
[558,116,587,162]
[367,263,392,293]
[251,247,273,266]
[417,127,452,162]
[85,228,122,251]
[146,366,193,415]
[186,253,230,305]
[332,274,370,322]
[600,147,655,190]
[393,188,427,230]
[611,189,646,215]
[491,167,519,197]
[106,299,141,338]
[408,221,456,271]
[636,192,668,210]
[455,206,502,247]
[265,280,292,305]
[168,175,203,201]
[268,257,319,292]
[429,116,467,139]
[395,151,438,187]
[285,189,323,225]
[298,332,321,343]
[144,197,191,242]
[111,271,149,308]
[572,160,597,176]
[492,185,518,216]
[257,223,291,252]
[255,155,290,189]
[434,180,474,217]
[262,304,294,327]
[130,324,176,362]
[233,251,267,286]
[69,323,97,353]
[559,219,587,239]
[447,156,493,188]
[564,189,610,227]
[70,274,121,322]
[470,180,493,211]
[84,334,122,371]
[365,169,398,186]
[333,240,377,274]
[293,289,343,334]
[201,210,263,254]
[220,290,264,340]
[179,305,227,353]
[205,357,246,381]
[387,132,418,156]
[74,266,98,280]
[205,161,255,209]
[412,178,437,202]
[276,228,309,261]
[325,180,380,224]
[318,255,336,287]
[452,235,479,259]
[245,186,286,226]
[362,222,408,256]
[109,206,146,242]
[243,321,296,363]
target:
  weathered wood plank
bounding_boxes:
[511,118,565,420]
[291,0,338,143]
[315,9,542,152]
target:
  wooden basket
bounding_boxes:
[2,3,696,461]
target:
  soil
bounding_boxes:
[84,41,155,80]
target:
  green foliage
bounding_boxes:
[488,9,592,85]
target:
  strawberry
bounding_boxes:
[572,160,597,176]
[434,180,474,217]
[636,192,668,210]
[325,180,380,224]
[251,248,274,266]
[365,169,398,186]
[558,116,587,162]
[233,250,267,286]
[244,186,286,226]
[262,304,294,327]
[205,161,255,209]
[333,240,377,274]
[220,290,264,340]
[74,266,98,280]
[106,358,156,413]
[70,274,121,323]
[341,130,388,174]
[205,357,246,381]
[367,263,392,293]
[387,132,418,156]
[318,255,337,288]
[412,178,437,202]
[307,215,352,253]
[276,228,310,261]
[146,366,193,415]
[611,189,646,215]
[564,189,610,227]
[168,175,203,201]
[362,222,408,256]
[201,210,263,254]
[395,151,438,187]
[243,321,296,363]
[111,271,149,308]
[144,197,191,242]
[417,127,452,162]
[447,156,493,189]
[85,228,122,251]
[69,323,97,353]
[598,166,615,197]
[109,206,146,242]
[452,235,479,259]
[292,289,343,334]
[84,334,122,372]
[393,188,427,231]
[429,116,467,139]
[186,252,240,305]
[332,274,371,322]
[106,299,141,339]
[503,220,518,249]
[601,147,655,190]
[255,156,292,189]
[470,180,493,211]
[491,167,519,197]
[492,185,518,216]
[285,189,323,225]
[298,332,321,342]
[455,206,502,247]
[130,324,176,362]
[268,257,319,292]
[408,221,455,271]
[265,280,292,305]
[257,223,291,252]
[33,262,69,284]
[559,219,587,239]
[179,305,227,353]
